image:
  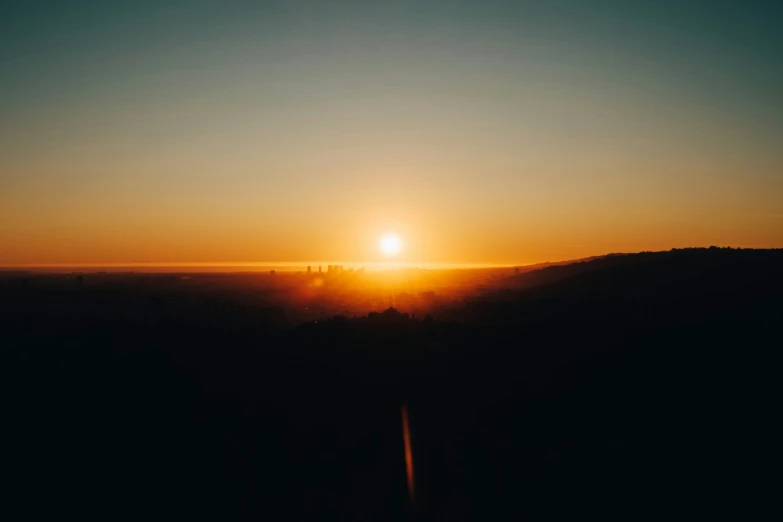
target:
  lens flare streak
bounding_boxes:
[401,403,415,508]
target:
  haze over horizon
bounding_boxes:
[2,1,782,266]
[0,248,761,273]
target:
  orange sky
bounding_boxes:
[1,2,781,266]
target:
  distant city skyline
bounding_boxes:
[0,260,539,272]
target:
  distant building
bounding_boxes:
[270,270,276,276]
[419,290,436,302]
[515,267,519,275]
[319,266,322,273]
[307,265,311,274]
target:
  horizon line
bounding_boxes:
[0,260,532,272]
[1,246,772,272]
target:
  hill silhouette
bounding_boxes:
[3,247,779,519]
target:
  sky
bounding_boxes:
[1,0,781,266]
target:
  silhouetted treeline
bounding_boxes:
[2,248,780,519]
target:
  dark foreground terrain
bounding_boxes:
[3,248,780,519]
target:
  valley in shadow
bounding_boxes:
[3,247,780,519]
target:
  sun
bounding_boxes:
[379,234,402,256]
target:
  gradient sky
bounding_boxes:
[1,0,781,266]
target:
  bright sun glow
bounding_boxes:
[379,234,402,256]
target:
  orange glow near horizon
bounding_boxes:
[2,196,781,269]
